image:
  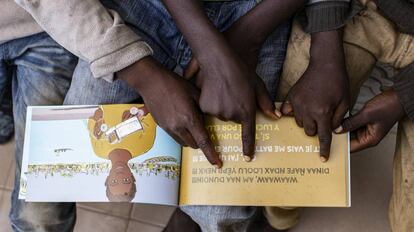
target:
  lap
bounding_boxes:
[7,32,77,232]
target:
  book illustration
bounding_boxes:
[25,157,180,180]
[21,104,349,206]
[54,148,74,156]
[20,105,181,204]
[87,105,156,202]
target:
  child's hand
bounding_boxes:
[337,90,405,152]
[118,57,222,168]
[183,23,281,121]
[281,29,350,162]
[184,48,278,160]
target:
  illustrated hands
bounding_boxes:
[337,90,405,152]
[91,108,104,139]
[117,57,222,167]
[122,106,148,121]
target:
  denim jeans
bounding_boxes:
[2,32,78,232]
[0,53,9,103]
[64,1,290,232]
[0,39,13,143]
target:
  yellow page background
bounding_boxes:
[179,113,350,207]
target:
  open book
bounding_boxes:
[20,104,350,207]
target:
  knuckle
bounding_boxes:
[360,112,370,123]
[313,107,331,116]
[368,137,381,147]
[219,112,233,121]
[242,134,252,144]
[188,143,198,149]
[183,114,197,127]
[342,119,353,131]
[197,138,210,150]
[305,128,316,136]
[200,104,217,116]
[170,121,183,132]
[318,136,331,144]
[228,110,239,121]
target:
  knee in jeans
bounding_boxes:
[10,202,74,231]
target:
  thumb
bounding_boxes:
[332,100,349,130]
[184,57,200,80]
[337,109,369,133]
[255,78,280,119]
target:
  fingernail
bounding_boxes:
[244,155,252,162]
[334,126,343,134]
[215,160,223,169]
[275,110,282,118]
[320,156,327,163]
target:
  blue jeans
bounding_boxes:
[64,1,290,232]
[0,55,9,104]
[0,40,13,143]
[3,32,78,232]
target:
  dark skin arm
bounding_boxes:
[117,57,222,168]
[185,0,305,71]
[281,29,350,162]
[337,90,405,152]
[162,0,303,160]
[222,0,305,69]
[184,0,305,117]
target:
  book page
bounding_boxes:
[20,105,181,205]
[179,113,350,207]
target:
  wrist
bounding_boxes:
[194,34,231,60]
[309,29,345,67]
[228,18,267,46]
[388,89,407,120]
[116,56,163,93]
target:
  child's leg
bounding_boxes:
[0,59,13,143]
[0,59,8,102]
[7,32,78,232]
[389,121,414,232]
[0,88,14,144]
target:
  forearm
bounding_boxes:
[15,0,152,80]
[117,57,161,94]
[162,0,229,60]
[309,29,345,68]
[236,0,305,44]
[393,62,414,119]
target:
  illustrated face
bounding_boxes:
[106,163,136,200]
